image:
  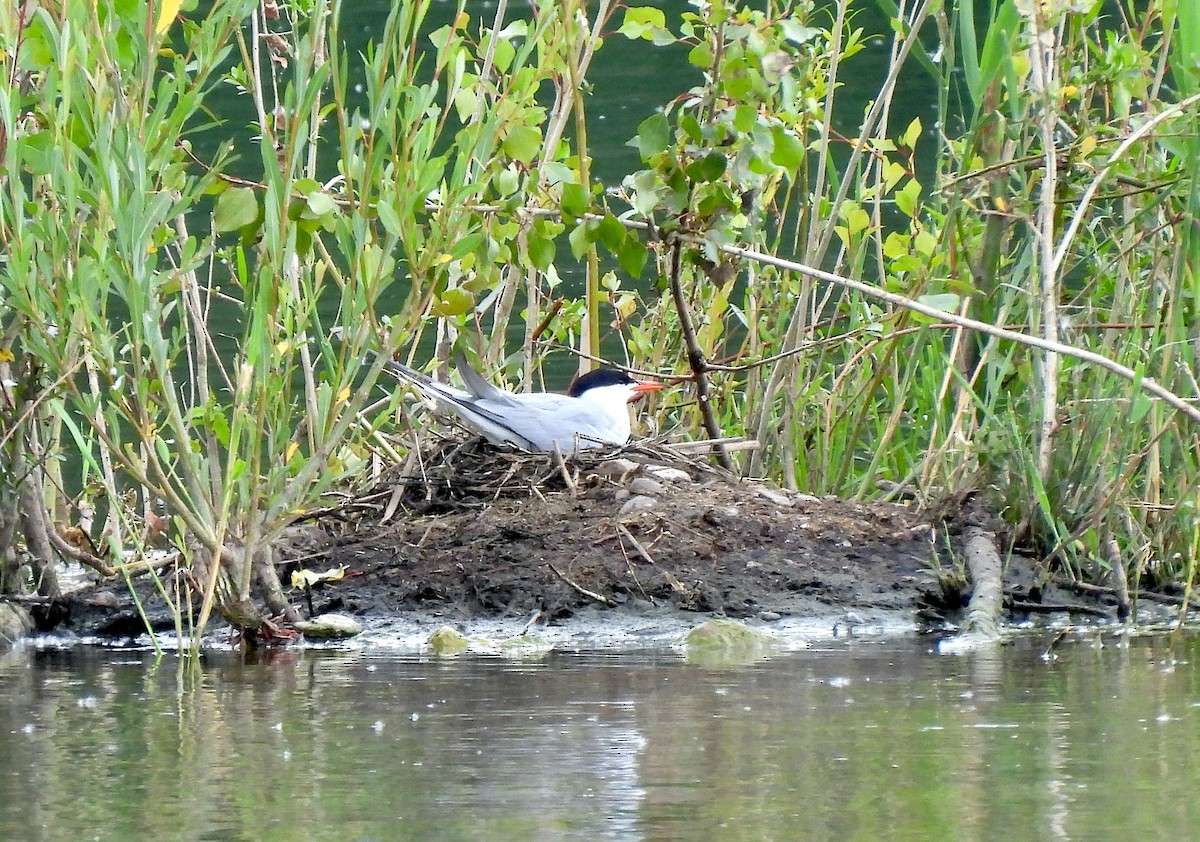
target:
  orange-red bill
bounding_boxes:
[629,380,664,402]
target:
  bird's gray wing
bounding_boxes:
[381,359,538,449]
[453,351,517,404]
[381,359,470,400]
[470,395,625,451]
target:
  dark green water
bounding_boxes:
[4,631,1200,841]
[19,6,1175,841]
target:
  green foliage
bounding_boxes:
[0,0,635,632]
[2,0,1199,631]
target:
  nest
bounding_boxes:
[389,435,737,511]
[298,433,749,531]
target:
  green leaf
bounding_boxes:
[449,232,485,261]
[304,190,338,219]
[617,237,648,277]
[840,202,871,237]
[680,114,702,143]
[527,232,555,271]
[377,199,402,237]
[882,231,910,259]
[497,166,520,196]
[883,161,908,192]
[913,229,937,257]
[902,117,923,149]
[214,187,258,233]
[916,293,960,316]
[733,105,758,133]
[685,152,727,183]
[688,41,713,68]
[631,170,661,216]
[778,19,820,44]
[635,112,670,161]
[561,181,589,220]
[1129,389,1153,425]
[597,214,626,252]
[430,288,475,317]
[895,179,922,218]
[770,127,804,170]
[978,2,1022,111]
[619,6,667,40]
[503,124,542,163]
[568,221,594,260]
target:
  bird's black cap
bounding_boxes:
[566,367,636,397]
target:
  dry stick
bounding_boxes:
[1031,10,1062,486]
[44,517,116,578]
[1051,90,1200,279]
[519,610,544,635]
[0,357,84,450]
[712,244,1200,429]
[666,239,734,471]
[615,522,687,596]
[548,562,615,607]
[612,533,654,605]
[1007,599,1114,620]
[1104,538,1132,620]
[960,525,1004,639]
[551,443,578,497]
[447,200,1200,429]
[665,438,760,455]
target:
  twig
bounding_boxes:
[615,522,687,595]
[46,528,117,578]
[529,298,564,345]
[552,443,578,497]
[519,609,544,636]
[110,552,180,578]
[1104,538,1131,620]
[664,437,761,454]
[381,483,404,524]
[714,242,1200,428]
[667,239,734,470]
[960,525,1003,639]
[1007,599,1115,620]
[1053,577,1200,609]
[548,562,615,607]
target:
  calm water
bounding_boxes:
[3,631,1200,841]
[11,6,1167,842]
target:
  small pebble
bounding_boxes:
[644,466,692,483]
[295,613,363,639]
[628,477,666,496]
[759,611,782,622]
[618,495,659,516]
[756,487,794,507]
[85,590,122,609]
[594,458,640,479]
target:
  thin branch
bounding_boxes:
[667,239,734,470]
[711,243,1200,429]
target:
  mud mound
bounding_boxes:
[282,438,943,622]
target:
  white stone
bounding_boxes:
[644,466,692,483]
[593,458,641,479]
[756,487,794,507]
[628,477,666,496]
[296,613,363,639]
[618,495,659,516]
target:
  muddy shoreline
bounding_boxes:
[12,439,1144,646]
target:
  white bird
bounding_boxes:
[381,353,664,452]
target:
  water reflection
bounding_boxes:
[4,634,1200,841]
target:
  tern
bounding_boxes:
[381,353,663,452]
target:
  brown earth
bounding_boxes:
[277,439,963,627]
[42,438,1136,640]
